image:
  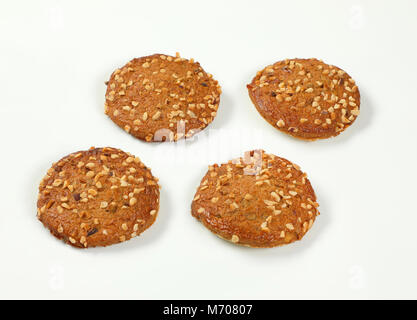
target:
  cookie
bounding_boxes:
[247,58,360,140]
[191,150,320,248]
[105,53,222,142]
[37,147,160,248]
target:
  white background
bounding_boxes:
[0,0,416,300]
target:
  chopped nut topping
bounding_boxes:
[263,199,277,206]
[244,194,253,200]
[230,202,239,210]
[85,163,95,169]
[286,223,294,230]
[52,179,63,187]
[231,235,239,243]
[277,119,285,127]
[270,192,281,202]
[152,111,161,121]
[129,197,137,206]
[86,171,95,179]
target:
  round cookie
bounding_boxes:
[105,53,222,142]
[247,58,360,140]
[191,150,320,248]
[37,147,160,248]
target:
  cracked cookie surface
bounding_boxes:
[37,147,160,248]
[191,150,320,248]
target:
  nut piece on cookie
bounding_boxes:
[37,147,160,248]
[191,150,320,248]
[247,58,360,140]
[105,53,222,142]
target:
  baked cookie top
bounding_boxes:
[191,150,320,248]
[247,58,360,140]
[105,53,222,142]
[37,147,160,248]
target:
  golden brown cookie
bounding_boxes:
[247,58,360,140]
[37,147,160,248]
[105,53,222,142]
[191,150,320,248]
